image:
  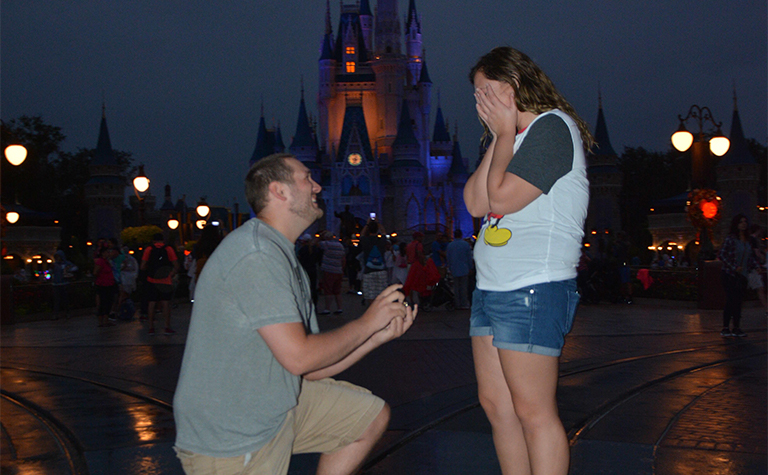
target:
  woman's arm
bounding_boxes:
[463,137,495,217]
[473,84,541,216]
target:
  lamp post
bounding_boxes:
[671,105,730,189]
[132,165,150,225]
[196,197,210,231]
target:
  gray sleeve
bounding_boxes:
[506,114,574,194]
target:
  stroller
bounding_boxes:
[427,274,455,310]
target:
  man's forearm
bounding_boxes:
[303,335,380,380]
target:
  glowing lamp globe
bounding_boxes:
[133,175,150,193]
[196,204,210,218]
[4,145,27,166]
[196,219,207,230]
[671,129,693,152]
[6,211,19,224]
[709,136,730,157]
[168,218,179,230]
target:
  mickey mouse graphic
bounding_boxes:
[481,212,512,247]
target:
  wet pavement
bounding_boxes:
[1,293,765,474]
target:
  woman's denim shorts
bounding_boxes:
[469,279,579,357]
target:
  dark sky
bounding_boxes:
[3,1,766,209]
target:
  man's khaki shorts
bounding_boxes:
[175,378,385,475]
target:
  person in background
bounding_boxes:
[360,219,388,306]
[93,246,117,327]
[141,233,179,335]
[718,214,758,337]
[318,231,346,314]
[297,233,323,306]
[193,224,222,285]
[51,250,76,320]
[446,230,473,310]
[431,231,449,277]
[119,246,139,316]
[464,46,593,474]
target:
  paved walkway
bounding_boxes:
[1,294,765,474]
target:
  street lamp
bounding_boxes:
[671,105,730,189]
[6,211,19,224]
[133,165,150,225]
[196,197,210,219]
[4,144,27,166]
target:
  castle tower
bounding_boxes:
[404,0,422,86]
[290,85,321,181]
[391,99,425,230]
[374,0,401,56]
[716,89,761,239]
[429,98,452,185]
[586,92,622,233]
[85,104,125,241]
[359,0,373,52]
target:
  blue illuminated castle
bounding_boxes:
[249,0,473,236]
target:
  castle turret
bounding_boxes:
[391,100,425,230]
[290,86,321,180]
[716,88,760,234]
[405,0,423,86]
[374,0,401,56]
[586,92,622,234]
[358,0,373,52]
[85,104,125,241]
[429,100,452,185]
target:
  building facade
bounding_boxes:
[249,0,473,236]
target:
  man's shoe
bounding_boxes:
[164,327,176,335]
[319,310,331,315]
[732,328,747,337]
[333,309,343,314]
[720,328,733,337]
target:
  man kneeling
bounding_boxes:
[173,153,417,474]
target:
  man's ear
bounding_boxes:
[268,181,289,202]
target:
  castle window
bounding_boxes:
[346,62,356,73]
[346,46,355,55]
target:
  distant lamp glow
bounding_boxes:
[709,132,730,156]
[700,201,718,219]
[133,165,150,193]
[196,198,210,218]
[168,218,179,230]
[6,211,19,224]
[671,122,693,152]
[196,219,207,230]
[4,144,27,166]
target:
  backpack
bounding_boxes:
[146,245,173,279]
[366,245,385,270]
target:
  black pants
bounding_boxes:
[96,284,117,317]
[722,271,747,329]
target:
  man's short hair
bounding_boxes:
[245,153,296,216]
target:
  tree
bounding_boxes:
[618,146,689,248]
[1,116,135,253]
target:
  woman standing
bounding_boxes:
[93,247,117,327]
[464,47,593,475]
[360,219,388,305]
[718,214,758,337]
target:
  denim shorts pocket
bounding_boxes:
[564,288,580,334]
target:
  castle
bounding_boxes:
[249,0,473,236]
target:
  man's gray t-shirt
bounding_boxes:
[173,218,319,458]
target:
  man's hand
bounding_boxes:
[370,302,417,346]
[361,284,408,332]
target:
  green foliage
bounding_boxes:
[121,225,163,248]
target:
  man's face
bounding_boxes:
[286,158,323,224]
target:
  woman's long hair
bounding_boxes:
[469,47,594,151]
[728,213,749,237]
